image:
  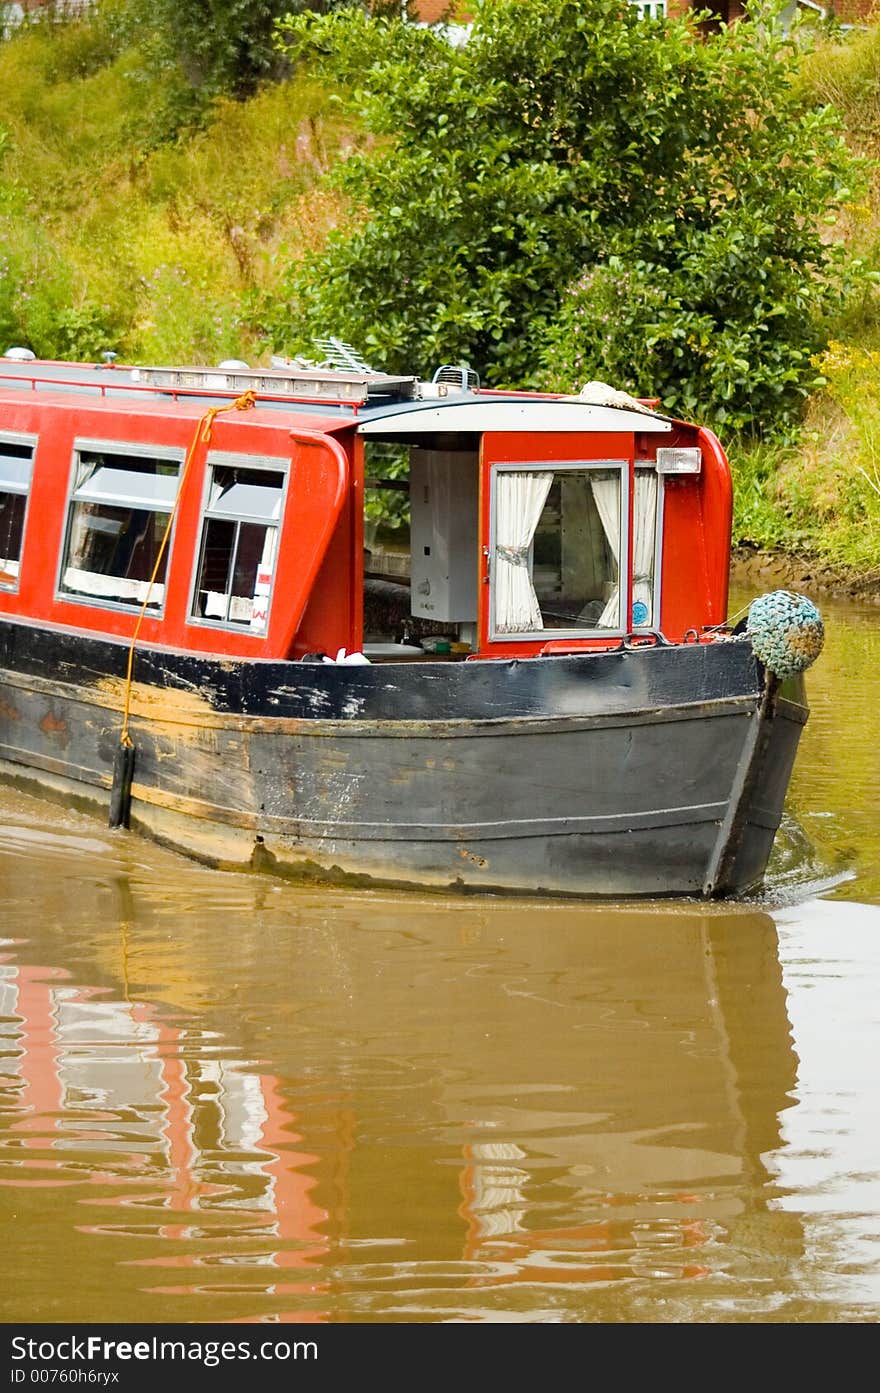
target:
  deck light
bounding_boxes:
[656,447,702,474]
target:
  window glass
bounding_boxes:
[208,476,283,521]
[60,448,180,610]
[0,440,35,590]
[75,467,178,509]
[0,447,33,492]
[493,466,623,635]
[192,464,283,632]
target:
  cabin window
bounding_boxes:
[59,445,181,611]
[491,462,628,637]
[0,437,34,591]
[191,459,285,633]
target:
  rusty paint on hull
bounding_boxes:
[0,653,807,898]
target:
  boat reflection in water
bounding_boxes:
[1,813,803,1321]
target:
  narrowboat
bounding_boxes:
[0,348,822,899]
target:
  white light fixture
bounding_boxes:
[656,447,702,475]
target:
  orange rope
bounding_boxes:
[118,390,257,748]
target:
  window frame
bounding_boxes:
[55,438,185,616]
[488,458,631,643]
[187,449,290,636]
[0,431,37,594]
[633,462,665,631]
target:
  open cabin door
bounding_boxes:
[359,438,481,655]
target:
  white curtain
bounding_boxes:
[591,473,622,628]
[494,470,554,633]
[632,471,658,626]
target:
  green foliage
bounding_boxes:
[363,441,410,533]
[540,232,838,438]
[0,15,348,364]
[146,0,293,102]
[4,7,124,79]
[796,23,880,352]
[270,0,866,438]
[729,441,799,550]
[100,0,359,135]
[789,342,880,566]
[52,306,116,360]
[728,340,880,572]
[797,19,880,143]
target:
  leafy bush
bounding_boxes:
[540,233,833,437]
[270,0,866,437]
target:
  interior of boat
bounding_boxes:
[359,437,656,661]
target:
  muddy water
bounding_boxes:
[1,593,879,1324]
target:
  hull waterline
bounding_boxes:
[0,619,807,900]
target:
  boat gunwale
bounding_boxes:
[0,662,807,736]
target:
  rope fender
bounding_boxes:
[746,589,825,682]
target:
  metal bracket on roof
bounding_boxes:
[313,338,375,373]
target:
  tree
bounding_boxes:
[132,0,294,105]
[270,0,866,436]
[104,0,354,128]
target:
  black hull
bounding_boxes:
[0,616,808,899]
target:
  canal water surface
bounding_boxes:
[1,593,878,1323]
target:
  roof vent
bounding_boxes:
[432,364,480,392]
[4,346,36,361]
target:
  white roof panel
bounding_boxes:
[358,400,673,436]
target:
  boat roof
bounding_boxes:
[0,355,675,437]
[358,396,673,435]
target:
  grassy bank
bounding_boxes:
[729,21,880,580]
[0,18,352,364]
[730,359,880,581]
